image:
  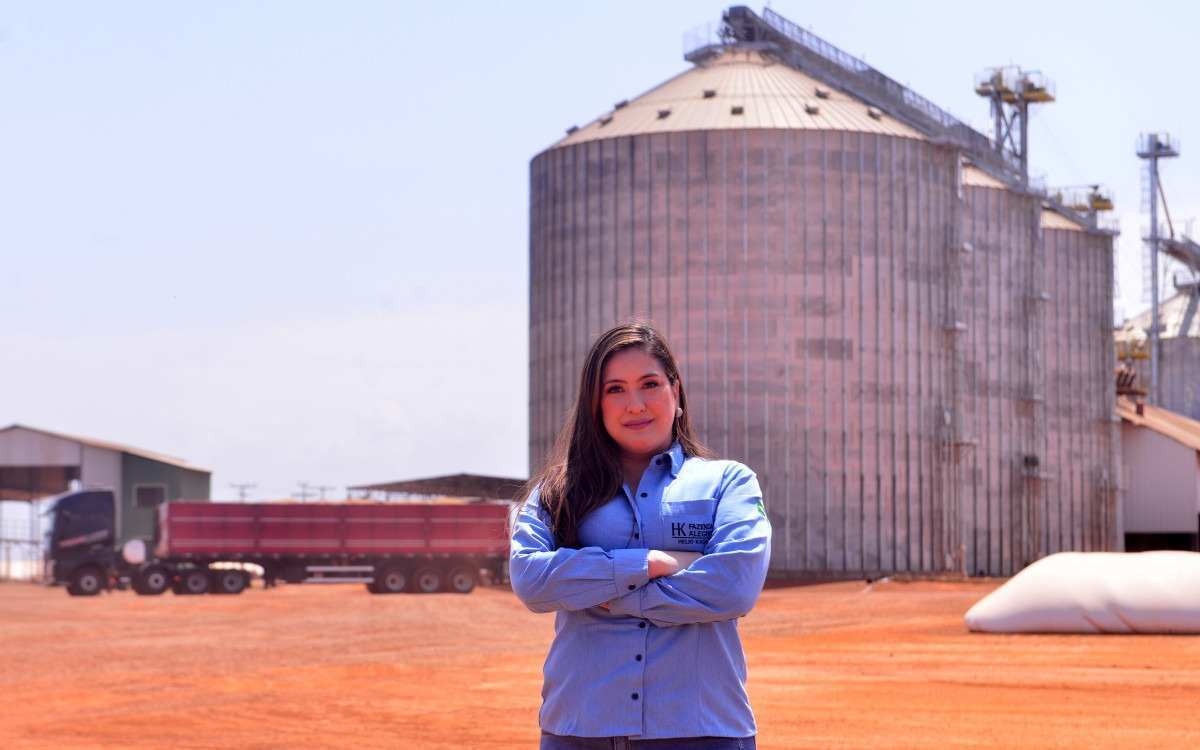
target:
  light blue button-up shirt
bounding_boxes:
[509,442,771,739]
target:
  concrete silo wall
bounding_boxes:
[530,128,963,575]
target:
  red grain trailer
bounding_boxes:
[156,501,511,595]
[44,490,511,596]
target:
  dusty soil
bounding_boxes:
[2,578,1198,749]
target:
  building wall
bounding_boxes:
[119,454,211,544]
[1120,424,1199,533]
[0,427,81,466]
[0,428,121,501]
[80,445,122,538]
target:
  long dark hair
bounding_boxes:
[525,321,712,548]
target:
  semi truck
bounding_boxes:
[42,489,511,597]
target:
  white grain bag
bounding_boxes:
[964,551,1200,634]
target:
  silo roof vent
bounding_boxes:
[815,86,831,99]
[657,108,672,119]
[867,106,883,120]
[548,49,927,148]
[804,101,819,115]
[566,125,579,135]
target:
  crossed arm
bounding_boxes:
[508,466,771,627]
[507,498,701,612]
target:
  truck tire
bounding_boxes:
[211,569,249,595]
[67,566,105,596]
[133,566,171,596]
[174,569,211,595]
[413,566,442,594]
[374,565,408,594]
[446,566,476,594]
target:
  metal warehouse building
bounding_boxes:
[0,424,210,549]
[528,6,1118,576]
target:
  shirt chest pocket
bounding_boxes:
[660,498,717,549]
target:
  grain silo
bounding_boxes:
[957,166,1119,575]
[529,6,1119,576]
[1117,292,1200,420]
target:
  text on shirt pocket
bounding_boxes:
[660,499,717,548]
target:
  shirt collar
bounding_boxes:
[657,441,685,477]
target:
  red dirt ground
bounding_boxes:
[2,579,1198,749]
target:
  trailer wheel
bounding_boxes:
[67,566,105,597]
[211,569,249,595]
[413,566,442,594]
[446,566,476,594]
[133,566,171,596]
[374,566,408,594]
[174,569,211,595]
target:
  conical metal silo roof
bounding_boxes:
[553,48,925,150]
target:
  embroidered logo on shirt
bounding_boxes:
[670,521,713,545]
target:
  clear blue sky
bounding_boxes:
[2,1,1195,502]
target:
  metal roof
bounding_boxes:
[1116,291,1200,341]
[962,164,1093,232]
[961,164,1008,190]
[1040,207,1087,232]
[0,423,209,473]
[347,473,526,501]
[553,48,925,150]
[1117,396,1200,453]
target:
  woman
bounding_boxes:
[510,322,771,749]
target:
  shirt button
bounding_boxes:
[638,622,647,629]
[640,492,647,498]
[631,693,639,700]
[627,584,635,590]
[655,458,663,466]
[633,532,640,539]
[635,654,643,661]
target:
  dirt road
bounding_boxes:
[2,579,1197,749]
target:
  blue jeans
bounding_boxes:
[540,733,755,750]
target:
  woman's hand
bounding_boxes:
[647,550,702,578]
[596,551,701,610]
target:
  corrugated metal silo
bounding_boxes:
[1117,294,1200,421]
[957,167,1119,575]
[529,9,1119,576]
[530,48,962,575]
[1039,208,1120,560]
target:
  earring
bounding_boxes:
[675,407,683,419]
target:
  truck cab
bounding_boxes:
[43,490,118,595]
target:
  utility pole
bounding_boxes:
[314,485,335,501]
[296,482,317,503]
[229,482,257,502]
